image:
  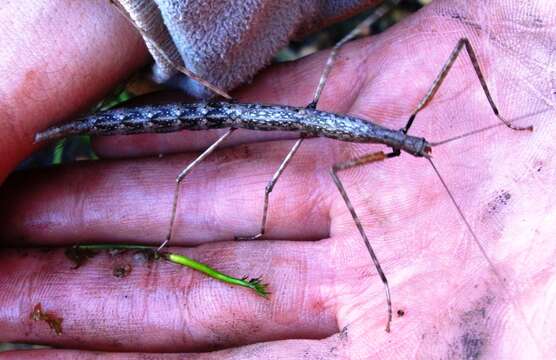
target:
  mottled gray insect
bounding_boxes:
[35,5,531,332]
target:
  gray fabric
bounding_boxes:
[117,0,377,98]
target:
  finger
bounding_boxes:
[0,0,148,181]
[91,39,375,159]
[2,335,344,359]
[1,138,342,246]
[0,241,339,352]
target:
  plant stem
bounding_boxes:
[73,244,270,298]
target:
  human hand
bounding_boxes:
[1,0,555,358]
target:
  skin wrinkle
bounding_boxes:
[343,41,379,117]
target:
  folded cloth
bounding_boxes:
[116,0,378,98]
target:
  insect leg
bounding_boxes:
[402,38,533,134]
[158,128,236,252]
[238,1,393,240]
[330,150,400,333]
[237,136,305,240]
[400,39,533,339]
[249,5,395,240]
[308,1,395,108]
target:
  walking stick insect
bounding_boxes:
[35,6,533,333]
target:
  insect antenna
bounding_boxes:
[426,158,497,276]
[425,155,542,351]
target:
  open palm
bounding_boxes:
[1,0,554,358]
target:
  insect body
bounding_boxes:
[34,102,431,157]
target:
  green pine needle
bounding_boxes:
[164,252,270,298]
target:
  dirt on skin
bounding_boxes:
[30,303,63,336]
